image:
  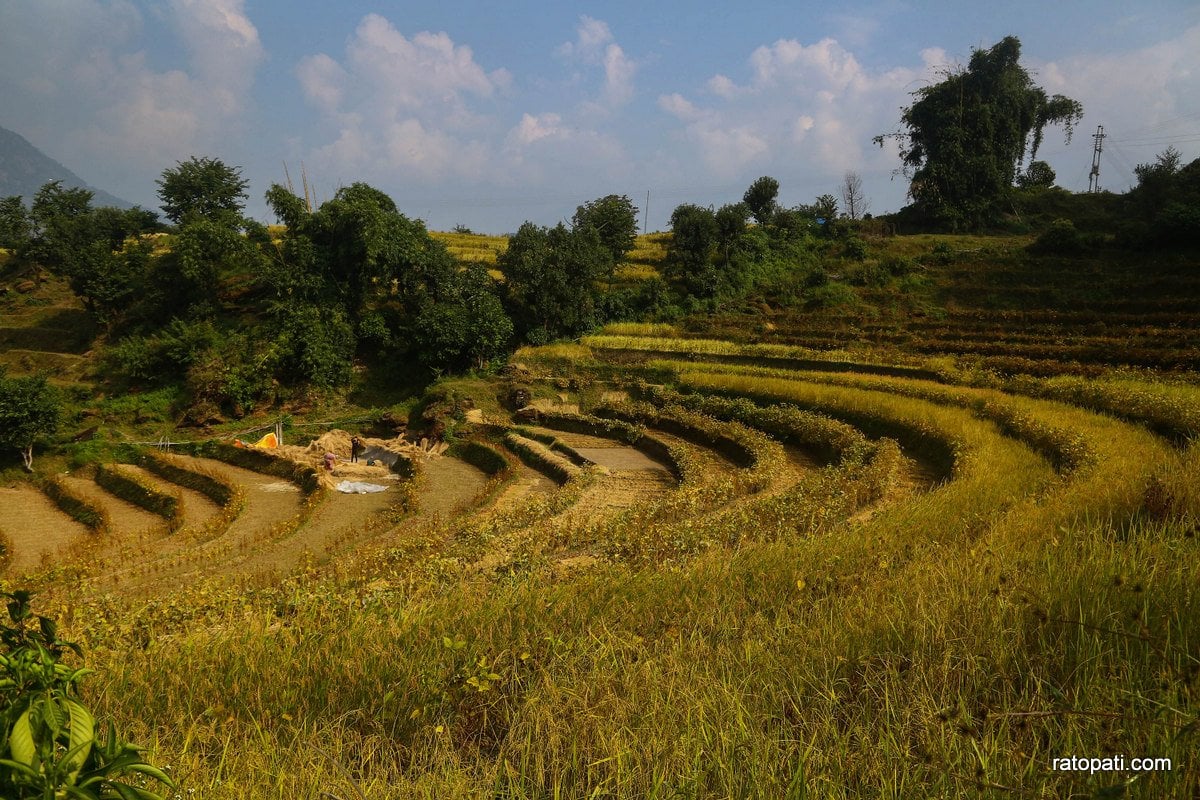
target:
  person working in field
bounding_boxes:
[350,436,362,463]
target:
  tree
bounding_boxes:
[499,222,612,344]
[414,265,513,371]
[1015,160,1056,189]
[0,196,30,250]
[875,36,1082,228]
[743,176,780,227]
[0,372,60,472]
[156,156,250,224]
[572,194,639,265]
[666,203,721,297]
[714,202,749,265]
[840,171,868,220]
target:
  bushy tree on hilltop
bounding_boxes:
[572,194,639,265]
[498,221,611,344]
[156,156,250,225]
[15,182,161,323]
[743,176,780,227]
[876,35,1083,228]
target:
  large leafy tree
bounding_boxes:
[743,176,780,227]
[571,194,639,265]
[0,372,60,472]
[876,36,1082,228]
[156,156,250,225]
[0,196,31,250]
[665,203,721,297]
[499,222,612,344]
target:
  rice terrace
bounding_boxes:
[0,23,1198,800]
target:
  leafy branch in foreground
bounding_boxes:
[0,590,175,799]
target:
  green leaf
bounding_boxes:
[0,756,43,779]
[9,708,37,767]
[65,699,96,780]
[125,762,176,787]
[63,785,102,800]
[102,780,166,800]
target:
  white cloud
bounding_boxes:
[658,93,701,121]
[557,15,637,111]
[557,16,614,61]
[657,35,938,193]
[507,113,565,147]
[298,14,509,182]
[0,0,264,196]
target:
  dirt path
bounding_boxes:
[114,464,221,532]
[419,456,490,518]
[0,486,91,576]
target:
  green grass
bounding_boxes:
[5,227,1198,797]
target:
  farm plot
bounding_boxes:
[0,485,91,575]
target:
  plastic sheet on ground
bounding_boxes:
[335,480,389,494]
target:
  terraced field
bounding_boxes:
[2,238,1198,797]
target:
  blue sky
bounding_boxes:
[2,1,1198,232]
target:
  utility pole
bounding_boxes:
[1088,125,1106,193]
[644,190,650,234]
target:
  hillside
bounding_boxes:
[0,124,131,207]
[1,222,1198,797]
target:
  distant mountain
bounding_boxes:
[0,125,133,209]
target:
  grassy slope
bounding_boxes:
[2,230,1199,797]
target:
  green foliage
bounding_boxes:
[0,591,174,799]
[0,196,31,250]
[414,268,513,372]
[156,156,249,225]
[665,203,720,297]
[878,36,1083,228]
[571,194,639,263]
[271,303,355,388]
[1016,160,1056,189]
[1124,149,1200,247]
[742,176,779,227]
[1029,218,1085,255]
[0,372,60,471]
[499,222,612,344]
[843,236,869,262]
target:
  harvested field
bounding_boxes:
[114,463,221,531]
[0,485,91,575]
[58,474,163,536]
[228,483,399,581]
[419,455,490,518]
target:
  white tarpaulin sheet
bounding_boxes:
[335,481,389,494]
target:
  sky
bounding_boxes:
[2,0,1198,233]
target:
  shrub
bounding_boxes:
[843,236,869,261]
[1030,218,1084,254]
[0,591,174,799]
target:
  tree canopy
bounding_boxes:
[156,157,250,224]
[876,36,1083,228]
[743,177,779,227]
[498,222,611,344]
[0,372,60,472]
[571,194,639,265]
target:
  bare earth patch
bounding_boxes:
[419,456,490,518]
[0,486,91,576]
[58,474,164,536]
